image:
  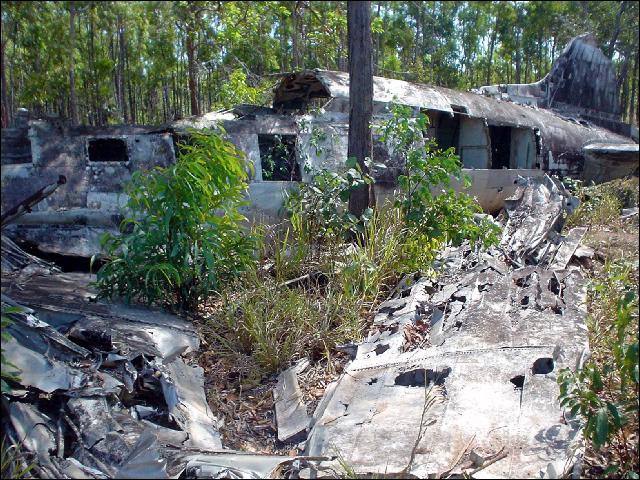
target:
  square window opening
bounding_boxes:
[258,134,300,181]
[88,138,129,162]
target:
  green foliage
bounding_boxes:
[338,206,439,303]
[284,157,375,244]
[207,275,362,374]
[1,437,35,480]
[2,2,638,126]
[566,177,640,229]
[94,128,255,310]
[260,135,298,181]
[378,102,501,249]
[216,69,272,110]
[1,305,22,393]
[558,259,639,477]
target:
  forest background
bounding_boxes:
[1,1,638,129]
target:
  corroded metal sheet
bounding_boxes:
[305,175,588,478]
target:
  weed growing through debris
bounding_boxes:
[284,156,376,244]
[565,177,639,229]
[203,103,501,377]
[558,260,639,477]
[209,275,362,374]
[93,128,255,310]
[1,437,35,480]
[558,178,639,478]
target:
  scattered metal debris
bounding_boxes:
[274,366,311,444]
[303,174,589,478]
[0,267,328,478]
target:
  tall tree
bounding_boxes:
[68,1,79,124]
[347,1,375,218]
[1,26,9,128]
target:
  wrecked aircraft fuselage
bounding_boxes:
[1,34,638,259]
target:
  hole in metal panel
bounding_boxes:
[394,367,451,387]
[510,375,525,389]
[532,357,554,374]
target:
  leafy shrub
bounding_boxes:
[377,102,501,249]
[284,157,375,244]
[94,128,255,310]
[216,69,272,109]
[558,259,639,477]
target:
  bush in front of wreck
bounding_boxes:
[377,102,501,250]
[558,259,639,477]
[93,128,255,310]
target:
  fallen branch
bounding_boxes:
[465,448,508,477]
[438,434,476,478]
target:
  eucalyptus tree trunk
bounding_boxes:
[347,1,375,218]
[69,3,79,125]
[186,25,199,116]
[117,14,128,123]
[607,1,627,59]
[1,36,9,128]
[486,16,498,85]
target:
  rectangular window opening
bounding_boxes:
[258,134,301,181]
[489,126,511,169]
[88,138,129,162]
[435,113,460,153]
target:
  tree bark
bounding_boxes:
[1,36,9,128]
[629,51,638,124]
[69,2,79,125]
[607,1,626,59]
[185,3,200,116]
[117,15,128,123]
[291,1,303,70]
[486,14,498,85]
[347,1,375,218]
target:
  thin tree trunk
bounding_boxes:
[292,1,301,69]
[186,14,199,116]
[486,15,498,85]
[630,51,638,124]
[607,1,626,59]
[618,53,630,121]
[89,8,100,125]
[126,40,135,124]
[1,37,9,128]
[117,15,128,123]
[69,3,79,125]
[347,1,375,218]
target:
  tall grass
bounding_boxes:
[204,205,438,375]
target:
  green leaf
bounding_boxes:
[606,402,623,428]
[339,189,351,202]
[591,367,604,391]
[594,407,609,448]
